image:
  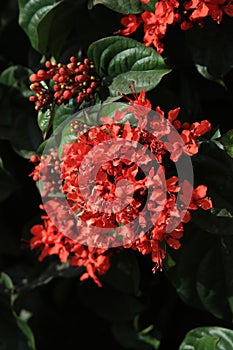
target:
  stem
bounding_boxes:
[44,100,56,139]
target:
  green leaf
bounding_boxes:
[0,65,33,98]
[0,83,42,155]
[18,0,85,56]
[57,120,78,158]
[56,104,102,157]
[112,322,160,350]
[101,250,140,295]
[195,64,226,89]
[15,260,85,292]
[38,108,52,138]
[93,0,144,14]
[0,157,18,202]
[36,0,81,57]
[141,0,158,12]
[186,17,233,77]
[0,272,36,350]
[191,141,233,235]
[18,0,57,52]
[220,129,233,158]
[166,228,233,321]
[210,128,221,141]
[53,99,76,131]
[138,324,160,350]
[79,281,145,322]
[97,101,138,126]
[211,207,233,218]
[0,272,14,291]
[179,327,233,350]
[87,36,171,96]
[15,317,36,350]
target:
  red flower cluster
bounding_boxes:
[30,205,111,287]
[29,91,213,285]
[29,57,99,110]
[115,0,233,53]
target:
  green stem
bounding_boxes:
[44,100,56,139]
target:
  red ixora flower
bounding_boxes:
[29,89,213,282]
[115,0,179,53]
[30,204,111,287]
[115,0,233,52]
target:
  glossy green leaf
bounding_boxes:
[0,83,42,155]
[0,65,33,98]
[0,272,36,350]
[18,0,58,52]
[179,327,233,350]
[53,99,76,131]
[166,228,233,321]
[195,64,226,89]
[56,104,103,157]
[18,0,85,56]
[87,36,171,96]
[15,260,85,293]
[112,322,160,350]
[38,108,52,138]
[186,17,233,77]
[57,119,80,158]
[97,101,138,126]
[220,129,233,158]
[36,0,80,57]
[191,141,233,235]
[0,272,14,291]
[93,0,144,14]
[141,0,158,12]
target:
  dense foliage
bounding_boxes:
[1,0,233,349]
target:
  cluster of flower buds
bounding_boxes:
[29,149,63,197]
[29,57,99,110]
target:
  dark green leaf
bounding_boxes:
[191,141,233,235]
[186,17,233,77]
[18,0,58,52]
[97,101,138,125]
[36,1,82,57]
[112,322,160,350]
[14,316,36,350]
[179,327,233,350]
[0,272,14,291]
[56,104,103,157]
[38,108,52,138]
[141,0,158,12]
[166,228,233,321]
[195,64,226,89]
[220,129,233,158]
[0,157,18,202]
[57,120,79,158]
[93,0,144,14]
[101,250,140,295]
[0,84,42,155]
[0,272,36,350]
[79,281,145,322]
[53,100,76,131]
[0,65,33,98]
[87,36,171,96]
[211,208,233,218]
[15,260,85,293]
[18,0,86,56]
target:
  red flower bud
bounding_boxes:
[63,90,73,99]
